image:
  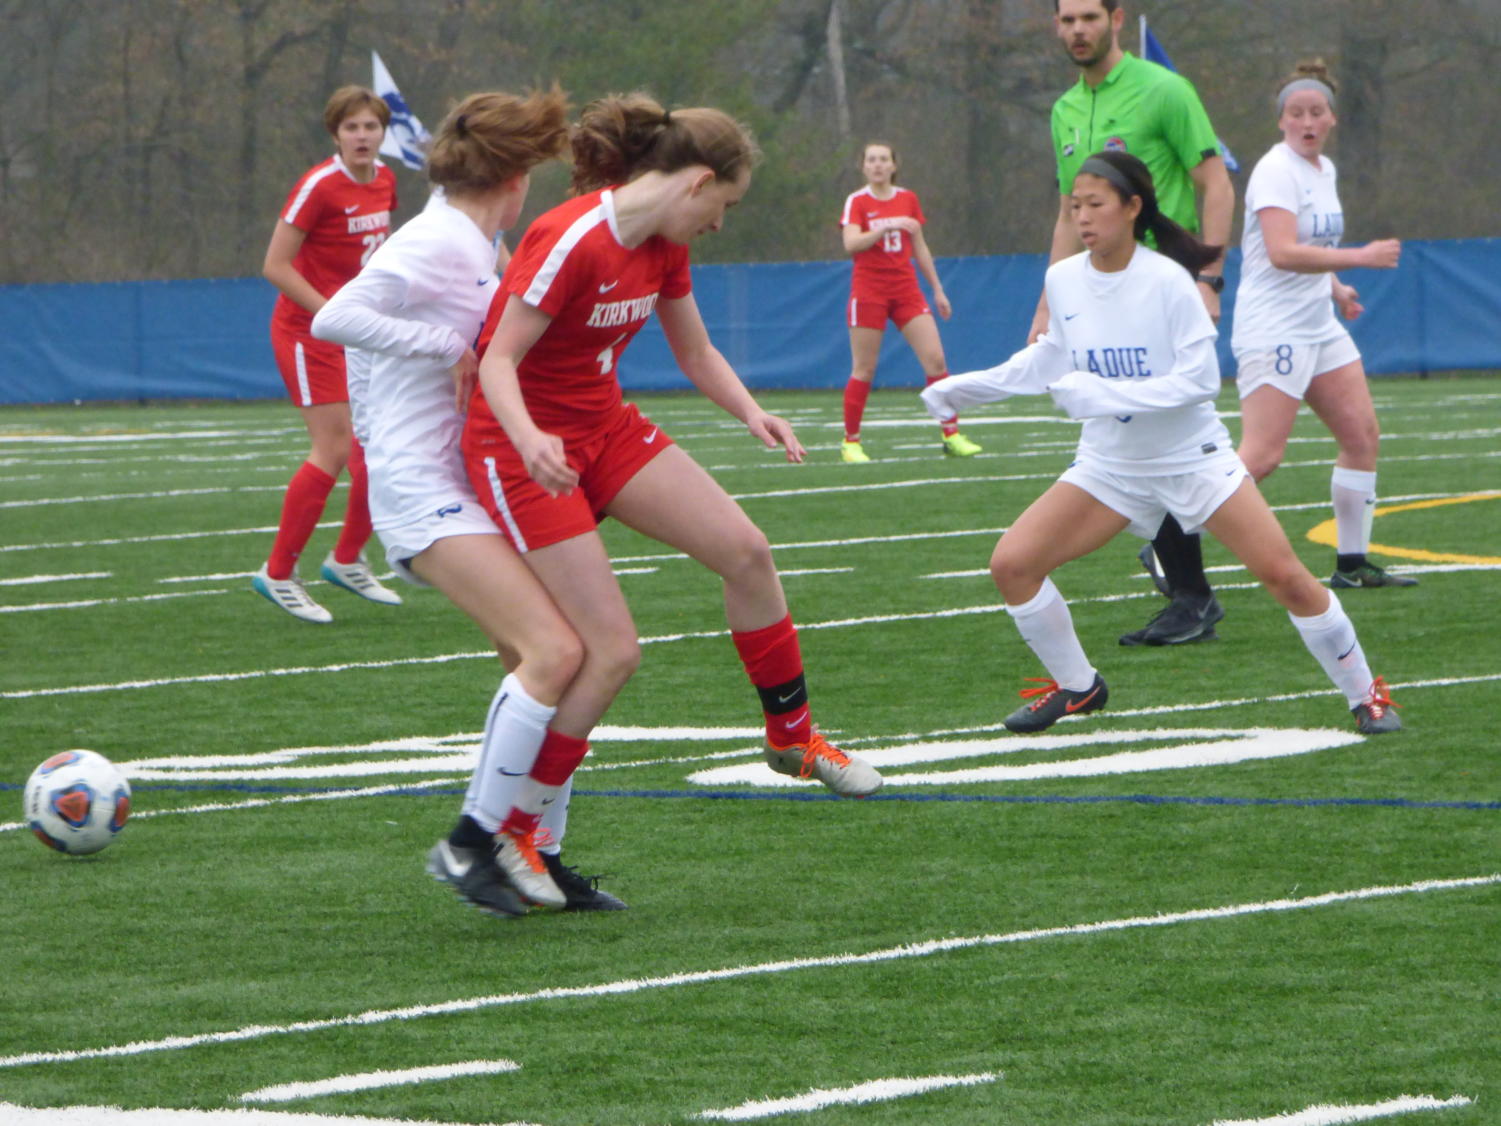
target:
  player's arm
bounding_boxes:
[262,220,327,315]
[657,293,805,463]
[476,296,578,495]
[1028,194,1080,344]
[842,222,886,254]
[909,225,951,320]
[1259,208,1402,274]
[1189,153,1233,319]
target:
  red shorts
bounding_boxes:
[847,288,930,331]
[270,320,347,407]
[466,402,674,553]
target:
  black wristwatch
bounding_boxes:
[1195,273,1225,294]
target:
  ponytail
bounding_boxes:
[426,85,570,195]
[571,91,759,194]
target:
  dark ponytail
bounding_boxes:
[1078,150,1222,275]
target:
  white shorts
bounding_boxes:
[375,497,501,586]
[1235,329,1361,400]
[1059,449,1250,539]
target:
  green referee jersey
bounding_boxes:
[1050,52,1220,232]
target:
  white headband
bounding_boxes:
[1277,77,1335,112]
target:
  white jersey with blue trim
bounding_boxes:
[312,195,500,529]
[924,245,1228,475]
[1232,142,1345,350]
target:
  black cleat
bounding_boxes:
[1352,677,1403,734]
[1004,672,1108,734]
[542,852,629,911]
[1138,542,1172,597]
[1331,562,1418,588]
[1119,593,1224,646]
[426,839,528,918]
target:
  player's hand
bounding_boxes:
[933,291,953,320]
[449,348,478,413]
[891,216,921,234]
[748,411,805,463]
[1360,238,1401,269]
[1333,280,1365,321]
[1196,281,1222,322]
[1026,306,1050,345]
[516,429,578,496]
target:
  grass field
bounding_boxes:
[1,377,1498,1126]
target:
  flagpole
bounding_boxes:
[1140,14,1147,53]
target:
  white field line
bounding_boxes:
[697,1071,1000,1120]
[0,780,456,836]
[0,485,282,510]
[1208,1094,1473,1125]
[1,873,1494,1070]
[240,1058,520,1104]
[0,522,328,554]
[0,1103,538,1126]
[0,590,227,614]
[0,572,110,586]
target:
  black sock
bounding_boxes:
[1152,516,1213,600]
[1336,553,1368,572]
[448,814,493,850]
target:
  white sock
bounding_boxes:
[1331,466,1377,555]
[1004,577,1096,692]
[537,776,572,856]
[1289,591,1373,708]
[462,673,556,832]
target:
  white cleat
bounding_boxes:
[319,552,402,605]
[763,728,883,798]
[252,564,332,624]
[494,828,567,909]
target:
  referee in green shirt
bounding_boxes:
[1032,0,1236,647]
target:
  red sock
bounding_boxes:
[530,729,590,785]
[498,808,541,838]
[266,462,336,580]
[731,614,812,747]
[842,378,871,443]
[333,438,372,565]
[926,373,958,436]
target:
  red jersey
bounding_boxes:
[467,188,692,446]
[271,155,398,335]
[840,185,925,294]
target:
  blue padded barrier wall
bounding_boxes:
[1,239,1497,405]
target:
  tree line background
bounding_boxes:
[3,0,1498,285]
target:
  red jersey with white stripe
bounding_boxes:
[840,185,925,295]
[466,187,692,445]
[271,155,398,335]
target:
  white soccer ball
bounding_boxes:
[23,749,132,856]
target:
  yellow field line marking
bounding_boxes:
[1305,491,1501,565]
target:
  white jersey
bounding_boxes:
[312,195,499,530]
[922,245,1228,475]
[1232,142,1344,350]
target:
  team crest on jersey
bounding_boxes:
[1103,136,1127,152]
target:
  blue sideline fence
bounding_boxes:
[1,240,1496,405]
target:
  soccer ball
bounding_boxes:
[23,749,131,855]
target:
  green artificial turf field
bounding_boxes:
[2,377,1497,1125]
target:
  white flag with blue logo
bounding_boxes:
[372,50,430,171]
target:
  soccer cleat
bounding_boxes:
[1330,562,1418,589]
[1119,593,1224,646]
[764,728,882,797]
[941,431,983,457]
[840,439,871,464]
[425,839,528,918]
[251,564,333,624]
[320,552,403,605]
[1004,672,1108,734]
[542,852,629,911]
[1137,542,1172,597]
[1352,677,1403,734]
[494,827,567,909]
